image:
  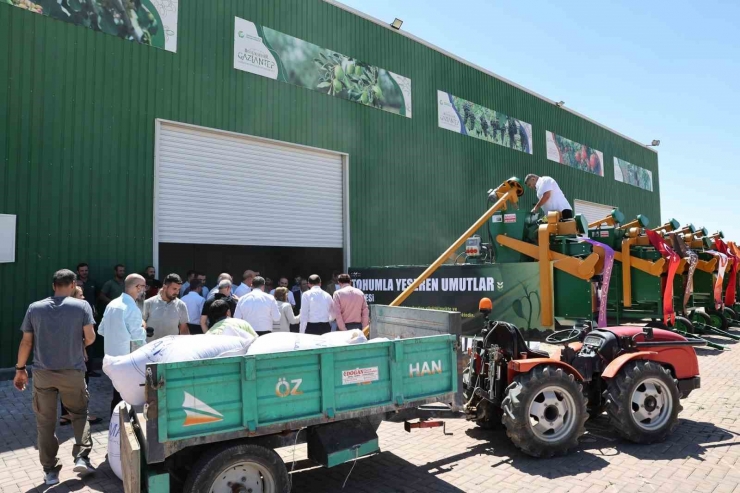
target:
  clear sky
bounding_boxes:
[337,0,740,241]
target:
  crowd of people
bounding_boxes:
[12,263,370,486]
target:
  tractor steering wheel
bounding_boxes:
[545,327,583,345]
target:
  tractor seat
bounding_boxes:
[490,322,550,359]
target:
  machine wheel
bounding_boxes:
[644,320,669,330]
[501,365,587,458]
[723,307,737,325]
[671,316,695,334]
[689,310,712,328]
[708,310,729,331]
[606,361,681,444]
[183,442,290,493]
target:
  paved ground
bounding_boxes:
[2,336,740,492]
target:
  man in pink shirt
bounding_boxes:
[332,274,370,331]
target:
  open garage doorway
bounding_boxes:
[158,243,344,292]
[153,120,349,281]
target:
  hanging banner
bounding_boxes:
[350,263,542,336]
[546,131,604,177]
[437,91,533,154]
[234,17,412,118]
[614,157,653,191]
[4,0,178,52]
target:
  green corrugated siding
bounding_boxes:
[0,0,659,367]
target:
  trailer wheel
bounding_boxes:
[606,360,681,444]
[708,310,729,331]
[671,316,695,334]
[502,365,587,458]
[183,442,290,493]
[723,307,737,325]
[689,310,711,328]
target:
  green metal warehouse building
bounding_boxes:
[0,0,659,367]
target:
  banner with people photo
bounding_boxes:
[350,263,542,336]
[234,17,412,118]
[546,131,604,177]
[3,0,179,52]
[614,157,653,191]
[437,91,533,154]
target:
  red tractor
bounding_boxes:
[463,298,703,457]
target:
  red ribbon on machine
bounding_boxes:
[645,230,680,326]
[580,237,615,328]
[669,232,698,315]
[715,239,737,308]
[703,250,728,310]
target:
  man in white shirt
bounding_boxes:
[233,276,280,336]
[525,174,573,219]
[269,277,296,306]
[300,274,335,335]
[181,279,206,333]
[234,269,258,298]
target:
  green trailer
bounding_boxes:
[119,333,458,493]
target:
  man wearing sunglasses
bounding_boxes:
[98,273,148,414]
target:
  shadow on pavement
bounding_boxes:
[288,450,466,492]
[581,416,737,461]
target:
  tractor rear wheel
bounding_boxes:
[462,368,501,429]
[606,360,681,444]
[502,365,587,458]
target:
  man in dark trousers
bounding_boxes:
[14,269,97,485]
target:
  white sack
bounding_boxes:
[108,402,125,480]
[103,334,253,406]
[321,329,367,345]
[247,332,328,355]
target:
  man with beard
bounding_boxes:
[143,266,162,300]
[97,274,148,414]
[143,273,189,341]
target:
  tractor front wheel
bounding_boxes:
[606,360,681,444]
[502,365,587,458]
[723,307,737,326]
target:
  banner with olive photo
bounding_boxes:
[350,263,542,337]
[233,17,412,118]
[546,131,604,177]
[437,91,533,154]
[3,0,178,52]
[614,157,653,191]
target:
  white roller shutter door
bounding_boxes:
[574,199,615,226]
[156,122,345,248]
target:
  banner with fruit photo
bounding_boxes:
[3,0,178,52]
[545,131,604,177]
[437,91,533,154]
[233,17,412,118]
[614,157,653,191]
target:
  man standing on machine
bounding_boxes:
[524,174,573,219]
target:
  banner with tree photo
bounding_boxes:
[3,0,178,52]
[437,91,533,154]
[546,131,604,177]
[234,17,412,118]
[614,157,653,191]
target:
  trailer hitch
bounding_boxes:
[404,418,452,436]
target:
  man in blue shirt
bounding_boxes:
[98,273,148,414]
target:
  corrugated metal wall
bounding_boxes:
[0,0,659,367]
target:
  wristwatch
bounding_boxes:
[15,365,26,371]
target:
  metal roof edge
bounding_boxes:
[324,0,658,155]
